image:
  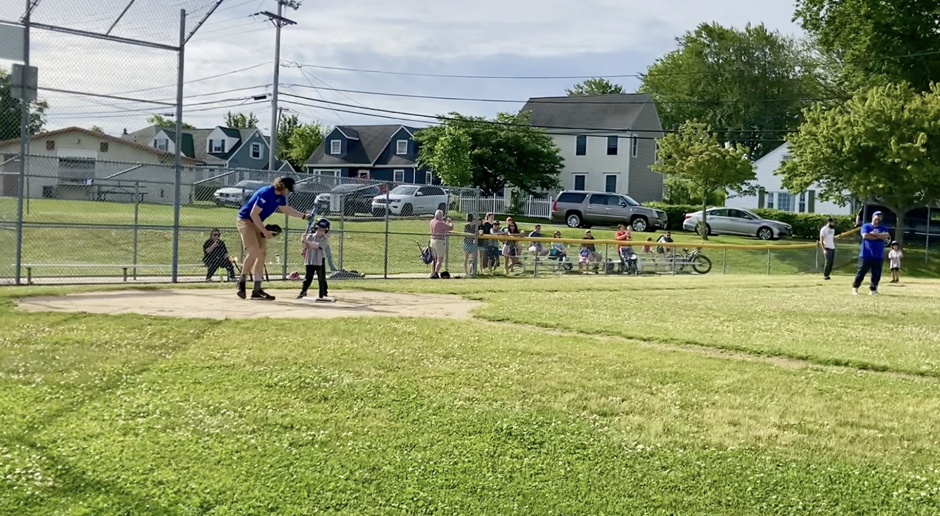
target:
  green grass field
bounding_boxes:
[2,276,940,514]
[1,197,905,280]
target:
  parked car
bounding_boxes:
[288,182,331,213]
[314,184,383,215]
[550,190,668,231]
[213,180,266,207]
[372,185,449,217]
[682,207,792,240]
[855,205,940,238]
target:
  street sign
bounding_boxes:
[0,22,25,61]
[11,63,38,102]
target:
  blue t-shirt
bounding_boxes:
[859,223,889,259]
[237,185,285,221]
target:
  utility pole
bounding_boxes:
[258,1,300,173]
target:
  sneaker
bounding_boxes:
[430,273,439,279]
[870,290,880,296]
[852,288,859,296]
[236,279,247,299]
[297,292,307,299]
[823,276,831,281]
[251,290,276,301]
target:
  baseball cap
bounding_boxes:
[281,177,296,192]
[873,210,883,217]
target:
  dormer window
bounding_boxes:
[396,139,408,155]
[330,140,341,154]
[210,139,225,153]
[250,143,262,159]
[154,139,168,151]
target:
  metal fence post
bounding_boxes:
[133,181,140,279]
[926,206,932,263]
[170,9,186,283]
[766,248,772,275]
[722,247,727,275]
[338,193,345,270]
[383,184,390,278]
[14,0,31,285]
[282,212,289,280]
[604,244,609,275]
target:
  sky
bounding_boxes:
[2,0,804,136]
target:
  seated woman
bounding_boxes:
[203,228,236,281]
[548,230,567,261]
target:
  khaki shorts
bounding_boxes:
[236,218,266,252]
[430,239,446,259]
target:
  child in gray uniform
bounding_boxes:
[299,218,330,299]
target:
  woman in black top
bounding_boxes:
[203,228,236,281]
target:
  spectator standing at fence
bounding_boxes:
[852,211,890,296]
[236,177,311,301]
[479,213,496,273]
[889,241,903,283]
[819,218,837,280]
[429,210,453,279]
[463,214,478,275]
[502,218,524,274]
[202,228,236,281]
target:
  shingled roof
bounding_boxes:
[520,93,656,132]
[306,124,417,166]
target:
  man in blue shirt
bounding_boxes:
[852,210,890,296]
[236,177,311,300]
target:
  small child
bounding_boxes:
[643,237,654,256]
[299,218,330,299]
[889,240,903,283]
[578,245,592,272]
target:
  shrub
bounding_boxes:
[646,203,702,231]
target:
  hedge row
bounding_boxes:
[646,202,855,240]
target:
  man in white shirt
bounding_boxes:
[819,218,836,280]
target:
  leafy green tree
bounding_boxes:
[566,78,624,96]
[286,121,328,171]
[147,114,194,129]
[224,111,258,129]
[0,67,48,140]
[640,22,823,160]
[779,83,940,246]
[651,121,755,240]
[416,111,564,195]
[276,112,301,162]
[794,0,940,93]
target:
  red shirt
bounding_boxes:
[615,230,632,252]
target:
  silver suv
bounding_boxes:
[551,190,668,232]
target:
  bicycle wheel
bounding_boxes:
[692,255,712,274]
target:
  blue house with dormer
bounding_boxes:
[304,124,436,185]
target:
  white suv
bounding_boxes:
[372,185,449,216]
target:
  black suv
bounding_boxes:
[315,184,383,215]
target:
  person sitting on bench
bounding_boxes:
[203,228,236,281]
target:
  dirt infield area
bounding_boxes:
[16,289,481,320]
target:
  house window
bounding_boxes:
[777,192,792,212]
[767,192,775,210]
[573,174,586,190]
[607,136,618,155]
[604,174,617,193]
[210,139,225,153]
[798,192,806,213]
[45,140,55,150]
[154,139,168,151]
[330,140,342,155]
[575,135,587,156]
[425,171,433,184]
[631,135,638,157]
[396,140,408,155]
[357,170,370,179]
[393,169,405,183]
[250,143,262,159]
[99,142,109,153]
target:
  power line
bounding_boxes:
[104,63,271,97]
[189,25,270,43]
[44,97,270,118]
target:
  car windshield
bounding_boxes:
[621,195,640,206]
[390,186,418,195]
[331,184,364,193]
[234,181,264,188]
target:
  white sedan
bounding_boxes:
[682,207,792,240]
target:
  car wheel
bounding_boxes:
[401,203,414,217]
[631,217,649,232]
[695,223,711,236]
[757,227,773,240]
[692,255,712,274]
[566,212,582,228]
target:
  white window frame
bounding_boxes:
[575,135,587,156]
[357,170,370,179]
[250,143,262,159]
[313,169,340,179]
[573,174,586,190]
[631,134,638,157]
[393,169,405,183]
[425,171,433,184]
[799,192,807,213]
[210,139,224,153]
[154,139,168,151]
[604,174,618,193]
[396,140,408,155]
[330,140,342,155]
[766,192,775,210]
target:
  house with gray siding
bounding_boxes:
[520,94,665,202]
[305,124,435,185]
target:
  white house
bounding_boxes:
[725,142,855,215]
[519,94,665,203]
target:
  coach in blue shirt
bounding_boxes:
[235,177,311,300]
[852,210,890,296]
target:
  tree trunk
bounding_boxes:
[700,196,709,241]
[888,205,905,248]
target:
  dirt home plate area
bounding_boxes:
[16,289,480,320]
